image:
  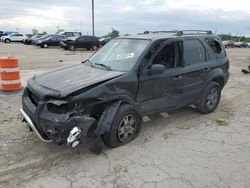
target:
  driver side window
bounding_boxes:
[152,41,181,69]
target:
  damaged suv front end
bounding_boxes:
[21,88,96,147]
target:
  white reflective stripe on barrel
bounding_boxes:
[0,68,20,72]
[0,79,21,84]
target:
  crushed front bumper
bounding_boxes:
[20,109,52,143]
[20,108,96,145]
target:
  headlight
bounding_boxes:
[46,100,77,114]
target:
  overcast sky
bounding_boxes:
[0,0,250,36]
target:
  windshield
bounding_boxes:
[88,38,150,72]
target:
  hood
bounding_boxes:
[28,63,124,98]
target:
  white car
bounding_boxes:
[1,33,27,43]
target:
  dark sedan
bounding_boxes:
[37,35,66,48]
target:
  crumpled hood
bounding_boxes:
[28,63,124,98]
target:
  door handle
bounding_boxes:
[203,68,210,72]
[173,75,183,80]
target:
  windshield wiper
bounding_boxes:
[94,63,112,71]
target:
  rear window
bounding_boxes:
[205,38,226,58]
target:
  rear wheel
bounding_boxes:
[68,44,76,51]
[102,104,141,148]
[197,81,221,114]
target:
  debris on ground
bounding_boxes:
[241,65,250,74]
[216,118,229,126]
[113,164,127,173]
[163,131,174,140]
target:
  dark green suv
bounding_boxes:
[20,30,229,153]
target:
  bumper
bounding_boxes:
[21,88,96,144]
[20,109,52,143]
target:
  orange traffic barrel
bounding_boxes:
[0,57,22,92]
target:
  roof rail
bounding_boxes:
[143,30,178,34]
[177,30,213,36]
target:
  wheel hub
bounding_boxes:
[117,114,136,143]
[206,88,218,109]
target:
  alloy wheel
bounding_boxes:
[117,114,137,143]
[206,87,219,109]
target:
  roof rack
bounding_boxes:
[142,30,212,36]
[143,30,178,34]
[176,30,213,36]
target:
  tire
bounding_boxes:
[102,104,142,148]
[92,44,98,51]
[68,44,75,51]
[43,43,48,48]
[197,81,221,114]
[5,39,10,43]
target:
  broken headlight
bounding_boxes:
[46,100,79,114]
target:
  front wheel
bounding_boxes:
[5,39,11,43]
[68,44,75,51]
[196,81,221,114]
[102,104,141,148]
[43,43,48,48]
[92,44,98,51]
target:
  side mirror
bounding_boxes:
[148,64,165,75]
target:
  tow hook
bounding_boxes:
[67,126,81,148]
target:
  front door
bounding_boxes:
[137,40,184,114]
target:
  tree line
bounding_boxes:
[218,34,250,42]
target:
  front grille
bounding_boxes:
[28,90,40,106]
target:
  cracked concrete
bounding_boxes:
[0,44,250,188]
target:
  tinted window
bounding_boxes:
[77,37,85,42]
[184,39,206,65]
[85,36,93,41]
[205,38,225,57]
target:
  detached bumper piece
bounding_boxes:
[67,126,81,148]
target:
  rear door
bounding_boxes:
[137,39,184,114]
[181,38,210,104]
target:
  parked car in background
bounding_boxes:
[25,34,33,38]
[23,35,44,45]
[58,31,81,38]
[1,33,27,43]
[1,31,17,38]
[61,35,100,51]
[0,31,3,38]
[223,40,235,48]
[235,42,248,48]
[99,37,111,46]
[34,35,59,45]
[37,35,66,48]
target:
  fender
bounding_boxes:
[94,100,122,136]
[204,67,226,89]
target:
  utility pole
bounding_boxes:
[92,0,95,36]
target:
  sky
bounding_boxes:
[0,0,250,36]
